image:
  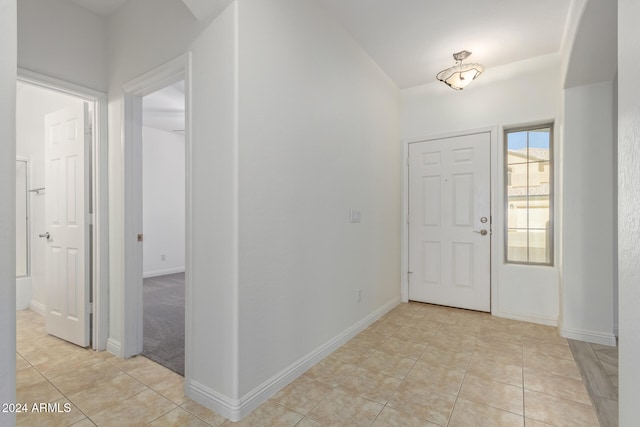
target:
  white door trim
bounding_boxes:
[401,126,499,314]
[120,54,192,376]
[17,68,109,350]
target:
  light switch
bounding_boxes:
[350,209,361,223]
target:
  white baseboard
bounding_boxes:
[185,380,243,422]
[106,338,123,358]
[143,267,185,279]
[560,327,617,346]
[185,297,401,422]
[493,310,558,327]
[29,300,46,316]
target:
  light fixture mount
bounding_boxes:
[452,50,472,62]
[436,50,484,91]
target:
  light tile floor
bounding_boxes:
[569,339,618,427]
[16,303,604,426]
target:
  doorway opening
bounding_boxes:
[140,81,186,376]
[120,53,192,379]
[15,78,105,350]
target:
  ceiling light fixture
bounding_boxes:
[436,50,484,90]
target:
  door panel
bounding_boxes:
[44,104,90,347]
[408,132,491,312]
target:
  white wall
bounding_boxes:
[618,0,640,423]
[15,83,83,313]
[142,126,186,277]
[17,0,107,92]
[558,0,617,345]
[106,0,212,350]
[237,0,401,399]
[563,0,617,89]
[106,0,239,404]
[402,54,562,324]
[110,1,401,418]
[0,1,17,425]
[561,81,616,344]
[612,75,618,337]
[16,159,29,310]
[188,2,239,405]
[15,160,27,277]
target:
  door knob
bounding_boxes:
[473,229,488,236]
[39,232,50,239]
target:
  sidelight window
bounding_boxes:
[505,124,553,265]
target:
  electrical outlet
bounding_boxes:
[161,254,166,261]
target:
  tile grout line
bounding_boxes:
[344,315,419,426]
[178,400,222,427]
[445,342,472,427]
[368,318,430,427]
[17,346,98,426]
[85,356,173,425]
[16,313,207,426]
[16,306,602,426]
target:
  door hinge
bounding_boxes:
[407,214,410,224]
[88,213,94,225]
[407,271,413,283]
[89,302,94,314]
[137,233,144,242]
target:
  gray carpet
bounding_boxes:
[142,272,185,376]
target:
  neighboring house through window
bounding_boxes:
[505,124,553,265]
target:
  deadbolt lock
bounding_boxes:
[480,217,488,223]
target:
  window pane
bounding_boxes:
[507,229,528,262]
[529,197,550,229]
[507,197,527,228]
[507,131,528,151]
[528,160,550,192]
[531,161,551,188]
[507,131,528,166]
[529,229,551,264]
[529,129,550,150]
[504,124,553,265]
[507,161,528,189]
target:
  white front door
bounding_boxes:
[44,104,91,347]
[408,132,491,312]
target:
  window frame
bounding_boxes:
[504,123,554,266]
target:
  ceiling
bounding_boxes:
[68,0,233,20]
[143,81,185,134]
[65,0,574,89]
[316,0,573,89]
[68,0,127,16]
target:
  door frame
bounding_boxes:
[401,126,499,314]
[17,68,109,350]
[120,54,192,369]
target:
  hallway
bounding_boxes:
[16,302,612,426]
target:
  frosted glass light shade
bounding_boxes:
[436,62,485,90]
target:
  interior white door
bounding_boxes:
[408,132,491,312]
[44,104,91,347]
